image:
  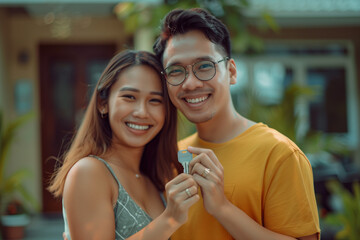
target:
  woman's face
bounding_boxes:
[104,65,165,149]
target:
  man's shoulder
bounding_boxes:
[248,123,303,153]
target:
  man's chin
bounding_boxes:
[182,112,214,124]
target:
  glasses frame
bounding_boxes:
[162,57,229,86]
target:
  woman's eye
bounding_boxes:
[123,95,135,100]
[150,98,163,103]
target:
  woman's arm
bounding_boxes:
[63,158,117,240]
[64,158,199,240]
[126,173,199,240]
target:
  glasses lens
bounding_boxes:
[193,61,216,80]
[165,65,185,85]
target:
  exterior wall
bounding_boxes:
[1,10,127,212]
[0,9,9,115]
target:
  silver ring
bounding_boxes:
[202,168,211,178]
[185,188,192,197]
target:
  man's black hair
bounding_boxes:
[153,8,231,62]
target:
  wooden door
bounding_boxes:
[39,44,116,213]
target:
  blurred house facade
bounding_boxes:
[0,0,359,214]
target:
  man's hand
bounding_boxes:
[188,146,230,217]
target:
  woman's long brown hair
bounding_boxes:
[48,50,181,197]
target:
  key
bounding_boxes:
[178,150,192,174]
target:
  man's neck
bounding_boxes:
[196,110,254,144]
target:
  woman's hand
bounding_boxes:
[162,173,200,226]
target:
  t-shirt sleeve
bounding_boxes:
[263,150,320,239]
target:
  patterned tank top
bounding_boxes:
[63,155,166,239]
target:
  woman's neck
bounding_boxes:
[103,144,144,173]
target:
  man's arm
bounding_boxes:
[212,198,317,240]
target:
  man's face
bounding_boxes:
[162,30,236,124]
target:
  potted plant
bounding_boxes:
[0,110,36,240]
[0,200,30,240]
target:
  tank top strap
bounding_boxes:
[89,155,121,187]
[160,192,166,207]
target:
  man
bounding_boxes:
[153,8,320,240]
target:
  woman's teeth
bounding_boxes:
[127,123,150,130]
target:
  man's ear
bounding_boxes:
[228,58,237,85]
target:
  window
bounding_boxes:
[231,41,358,149]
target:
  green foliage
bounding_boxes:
[114,0,278,53]
[0,111,37,215]
[177,111,196,141]
[243,84,314,143]
[325,181,360,240]
[235,83,349,155]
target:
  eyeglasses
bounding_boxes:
[162,57,229,86]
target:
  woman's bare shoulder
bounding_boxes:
[64,156,112,195]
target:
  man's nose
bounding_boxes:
[181,67,203,90]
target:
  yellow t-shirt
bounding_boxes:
[172,123,320,240]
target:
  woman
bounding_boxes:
[48,50,199,240]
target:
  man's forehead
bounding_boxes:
[162,32,219,67]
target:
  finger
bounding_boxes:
[166,176,198,201]
[167,187,199,209]
[190,162,209,178]
[189,153,217,173]
[183,185,198,199]
[166,177,195,195]
[188,146,221,167]
[193,173,220,191]
[167,173,191,185]
[182,193,200,207]
[193,173,207,187]
[188,146,222,170]
[189,156,222,180]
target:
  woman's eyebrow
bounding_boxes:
[119,87,163,97]
[119,87,139,92]
[150,91,164,97]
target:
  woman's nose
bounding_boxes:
[133,102,149,118]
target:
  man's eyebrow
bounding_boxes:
[119,87,163,96]
[166,56,214,68]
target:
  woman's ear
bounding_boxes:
[228,58,237,85]
[97,98,108,115]
[101,107,108,115]
[100,105,108,115]
[98,104,108,119]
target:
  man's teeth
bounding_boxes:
[186,96,208,103]
[127,123,150,130]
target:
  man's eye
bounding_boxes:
[167,67,184,76]
[197,62,214,71]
